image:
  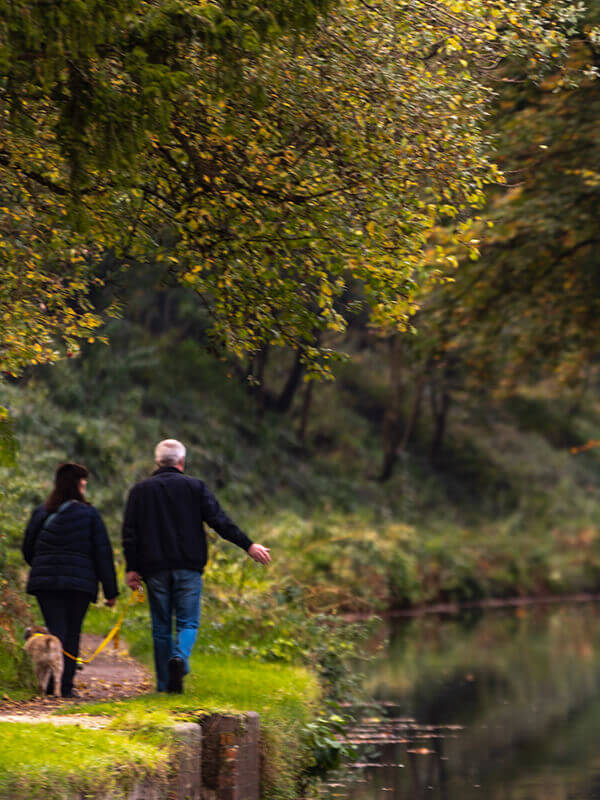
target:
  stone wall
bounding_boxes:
[127,713,260,800]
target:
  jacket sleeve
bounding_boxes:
[198,482,253,551]
[22,506,47,565]
[122,487,140,573]
[91,510,119,600]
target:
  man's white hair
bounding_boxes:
[155,439,186,467]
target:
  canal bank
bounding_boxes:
[0,642,321,800]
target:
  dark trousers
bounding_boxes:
[36,591,90,695]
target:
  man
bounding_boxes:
[122,439,271,693]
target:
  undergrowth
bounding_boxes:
[3,333,600,617]
[2,328,600,796]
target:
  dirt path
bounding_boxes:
[0,633,153,718]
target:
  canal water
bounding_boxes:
[320,602,600,800]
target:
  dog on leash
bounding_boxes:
[24,626,63,697]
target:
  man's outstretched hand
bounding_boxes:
[248,543,271,565]
[126,570,142,590]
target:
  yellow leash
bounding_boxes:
[61,589,144,664]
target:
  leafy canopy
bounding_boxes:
[0,0,331,374]
[134,0,586,367]
[0,0,589,376]
[405,16,600,396]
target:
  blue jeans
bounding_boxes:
[145,569,203,692]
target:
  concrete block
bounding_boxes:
[125,779,164,800]
[169,722,202,800]
[120,722,201,800]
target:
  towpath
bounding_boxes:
[0,633,152,719]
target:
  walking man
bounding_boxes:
[122,439,271,693]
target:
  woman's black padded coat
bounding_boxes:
[22,502,118,602]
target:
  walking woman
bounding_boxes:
[22,462,118,698]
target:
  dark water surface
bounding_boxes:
[320,602,600,800]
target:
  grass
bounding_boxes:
[0,629,320,799]
[1,594,322,800]
[0,722,171,800]
[68,653,320,722]
[67,652,321,799]
[0,640,36,701]
[82,601,321,799]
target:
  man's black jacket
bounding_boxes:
[23,501,119,602]
[122,466,253,577]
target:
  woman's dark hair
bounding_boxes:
[45,462,90,512]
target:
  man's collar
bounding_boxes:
[152,466,184,476]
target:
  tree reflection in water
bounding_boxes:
[319,603,600,800]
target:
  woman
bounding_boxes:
[22,462,118,698]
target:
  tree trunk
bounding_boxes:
[380,374,426,481]
[429,384,451,463]
[379,338,432,481]
[379,336,405,481]
[298,379,314,442]
[275,348,305,412]
[399,373,425,451]
[253,344,270,417]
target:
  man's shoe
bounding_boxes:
[167,657,185,693]
[61,689,80,699]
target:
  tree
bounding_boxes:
[0,0,334,465]
[1,0,585,375]
[0,0,332,375]
[441,30,600,391]
[377,11,600,478]
[137,0,585,372]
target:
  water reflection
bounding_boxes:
[320,603,600,800]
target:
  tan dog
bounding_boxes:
[24,626,64,698]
